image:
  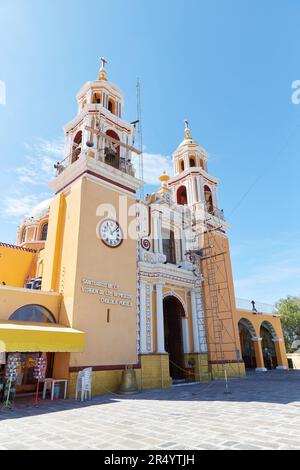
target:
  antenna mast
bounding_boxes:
[136,79,144,201]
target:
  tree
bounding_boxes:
[276,296,300,352]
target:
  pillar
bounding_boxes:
[152,213,159,254]
[182,317,190,353]
[273,338,289,370]
[191,291,200,353]
[139,283,147,353]
[156,284,165,353]
[252,337,267,372]
[195,288,208,353]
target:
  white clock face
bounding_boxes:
[100,219,123,248]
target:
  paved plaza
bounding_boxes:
[0,371,300,450]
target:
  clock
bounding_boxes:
[99,219,123,248]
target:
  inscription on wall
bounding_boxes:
[81,279,133,307]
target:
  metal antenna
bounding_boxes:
[136,78,144,202]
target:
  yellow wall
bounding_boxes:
[43,176,139,369]
[0,244,37,287]
[0,285,61,322]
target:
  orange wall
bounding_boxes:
[0,245,37,287]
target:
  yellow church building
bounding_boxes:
[0,62,288,397]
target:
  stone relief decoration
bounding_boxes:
[195,289,208,353]
[145,285,152,352]
[163,290,188,318]
[141,238,151,251]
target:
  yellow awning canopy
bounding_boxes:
[0,321,85,353]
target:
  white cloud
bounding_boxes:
[2,193,49,220]
[16,138,64,185]
[132,152,173,185]
[2,137,64,221]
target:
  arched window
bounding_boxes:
[108,99,115,114]
[204,185,214,214]
[9,305,56,323]
[189,156,196,167]
[177,186,188,205]
[200,159,205,170]
[21,228,26,243]
[179,160,185,173]
[105,130,120,169]
[93,93,101,104]
[162,228,176,264]
[71,131,82,164]
[41,223,48,241]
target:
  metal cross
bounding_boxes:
[100,57,108,69]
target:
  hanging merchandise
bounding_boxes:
[0,352,6,365]
[3,354,21,408]
[33,356,47,405]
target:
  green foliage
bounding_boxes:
[276,296,300,352]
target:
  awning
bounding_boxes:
[0,321,85,353]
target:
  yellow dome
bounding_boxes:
[158,171,170,183]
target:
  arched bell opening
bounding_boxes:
[177,185,188,206]
[71,131,82,164]
[105,130,120,169]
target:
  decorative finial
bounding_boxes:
[184,119,192,140]
[98,57,108,81]
[158,171,170,184]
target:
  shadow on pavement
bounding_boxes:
[1,370,299,421]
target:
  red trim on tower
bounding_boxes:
[55,169,136,195]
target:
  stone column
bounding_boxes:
[252,337,267,372]
[139,283,147,354]
[273,338,289,370]
[158,213,163,254]
[182,317,190,353]
[191,291,200,353]
[152,212,159,254]
[156,284,165,353]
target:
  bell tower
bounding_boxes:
[41,61,143,389]
[169,122,220,214]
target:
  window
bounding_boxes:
[21,228,26,243]
[177,186,188,205]
[108,99,115,114]
[41,223,48,241]
[179,160,185,173]
[71,131,82,164]
[105,130,120,169]
[189,156,196,167]
[93,93,101,104]
[162,228,176,264]
[204,185,214,213]
[9,305,56,323]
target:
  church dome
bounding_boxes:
[27,198,52,221]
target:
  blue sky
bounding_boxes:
[1,0,300,304]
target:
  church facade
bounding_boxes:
[0,63,288,397]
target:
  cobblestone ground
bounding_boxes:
[0,371,300,450]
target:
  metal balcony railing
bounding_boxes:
[236,298,278,316]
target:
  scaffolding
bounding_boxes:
[187,206,243,389]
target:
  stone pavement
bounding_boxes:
[0,370,300,450]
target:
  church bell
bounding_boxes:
[118,365,139,395]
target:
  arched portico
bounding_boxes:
[238,319,257,369]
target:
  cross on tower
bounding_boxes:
[184,119,189,130]
[100,57,108,69]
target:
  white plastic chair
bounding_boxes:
[75,367,92,401]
